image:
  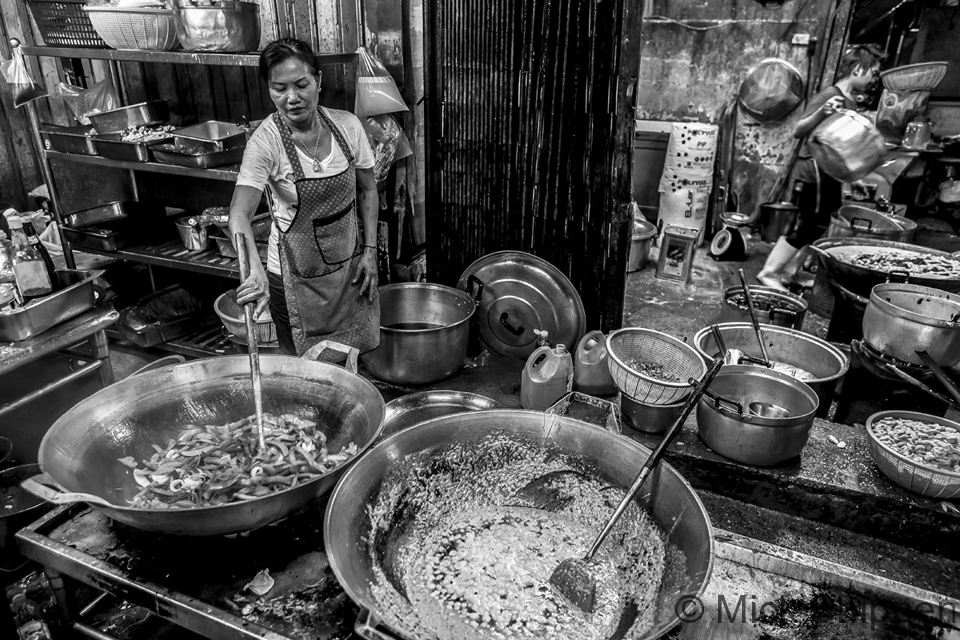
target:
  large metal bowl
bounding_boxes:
[172,0,260,52]
[693,323,848,418]
[697,365,819,466]
[325,410,714,640]
[31,346,384,537]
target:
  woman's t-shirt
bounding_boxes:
[236,108,375,275]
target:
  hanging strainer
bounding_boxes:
[606,328,707,405]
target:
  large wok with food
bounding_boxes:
[811,237,960,297]
[27,343,384,537]
[325,410,714,640]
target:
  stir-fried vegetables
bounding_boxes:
[118,413,357,509]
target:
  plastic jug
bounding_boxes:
[573,330,617,397]
[521,344,573,410]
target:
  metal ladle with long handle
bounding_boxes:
[549,357,724,613]
[235,232,266,452]
[738,269,771,364]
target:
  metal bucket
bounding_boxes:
[361,283,477,385]
[826,204,916,243]
[719,285,807,330]
[693,323,849,419]
[324,410,714,640]
[620,394,685,434]
[759,202,799,242]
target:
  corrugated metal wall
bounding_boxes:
[425,0,642,330]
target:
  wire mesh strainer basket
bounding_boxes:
[84,7,179,51]
[865,410,960,499]
[215,290,277,345]
[606,328,707,405]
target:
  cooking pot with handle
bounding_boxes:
[809,109,887,182]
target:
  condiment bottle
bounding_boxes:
[573,330,617,396]
[11,593,52,640]
[23,217,58,291]
[521,343,573,410]
[7,216,52,298]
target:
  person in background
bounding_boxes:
[757,44,885,291]
[228,38,380,357]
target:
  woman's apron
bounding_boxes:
[273,108,380,357]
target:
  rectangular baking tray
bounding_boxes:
[88,100,170,134]
[171,121,248,154]
[0,270,104,342]
[40,123,99,155]
[92,133,173,162]
[151,143,244,169]
[62,201,166,251]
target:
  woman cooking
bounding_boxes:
[229,38,380,357]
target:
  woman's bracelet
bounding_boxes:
[362,244,377,252]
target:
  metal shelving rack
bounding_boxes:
[16,41,357,356]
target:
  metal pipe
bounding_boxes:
[11,38,76,270]
[74,621,122,640]
[0,361,101,418]
[78,592,111,618]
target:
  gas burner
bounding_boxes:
[852,340,927,374]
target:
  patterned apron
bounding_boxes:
[273,108,380,357]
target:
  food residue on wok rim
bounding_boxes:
[118,413,357,509]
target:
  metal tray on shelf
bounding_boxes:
[40,124,98,156]
[151,143,244,169]
[88,100,170,134]
[92,133,173,162]
[171,121,248,154]
[62,201,167,252]
[0,270,104,342]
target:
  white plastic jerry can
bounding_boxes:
[573,330,618,397]
[521,344,574,410]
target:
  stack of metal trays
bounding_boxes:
[88,100,173,162]
[40,124,99,156]
[61,201,168,251]
[152,121,249,168]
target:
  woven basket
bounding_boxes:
[880,62,948,92]
[606,328,706,405]
[84,7,179,51]
[866,410,960,499]
[214,290,277,345]
[27,0,107,47]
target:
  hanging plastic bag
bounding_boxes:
[1,49,47,108]
[355,47,407,117]
[58,78,119,125]
[363,114,413,185]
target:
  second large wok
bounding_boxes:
[811,237,960,297]
[29,343,384,537]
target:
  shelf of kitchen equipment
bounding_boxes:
[106,324,236,359]
[45,150,240,181]
[21,46,356,67]
[77,239,243,278]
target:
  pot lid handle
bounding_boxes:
[704,389,744,416]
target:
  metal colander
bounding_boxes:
[865,411,960,499]
[214,290,277,345]
[606,328,706,405]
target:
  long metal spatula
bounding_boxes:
[549,357,724,613]
[739,269,771,364]
[235,232,266,453]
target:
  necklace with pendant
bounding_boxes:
[292,111,323,172]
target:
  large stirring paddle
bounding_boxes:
[549,358,724,613]
[235,232,266,452]
[738,269,771,364]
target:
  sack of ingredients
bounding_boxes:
[1,49,47,108]
[355,47,407,117]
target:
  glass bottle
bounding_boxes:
[7,216,53,298]
[23,218,58,291]
[10,593,52,640]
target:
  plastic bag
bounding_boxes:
[658,122,719,192]
[58,78,119,125]
[0,50,47,108]
[355,47,407,117]
[876,88,930,143]
[363,114,413,185]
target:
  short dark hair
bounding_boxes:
[259,38,320,83]
[837,44,885,80]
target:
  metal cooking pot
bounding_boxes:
[0,464,52,567]
[27,342,384,537]
[620,394,685,434]
[172,0,261,52]
[324,410,714,640]
[809,109,887,182]
[863,283,960,367]
[811,237,960,297]
[697,366,818,466]
[693,323,848,419]
[719,285,807,330]
[826,204,916,243]
[759,202,799,243]
[361,283,476,385]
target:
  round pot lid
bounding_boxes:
[457,251,586,359]
[738,58,805,125]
